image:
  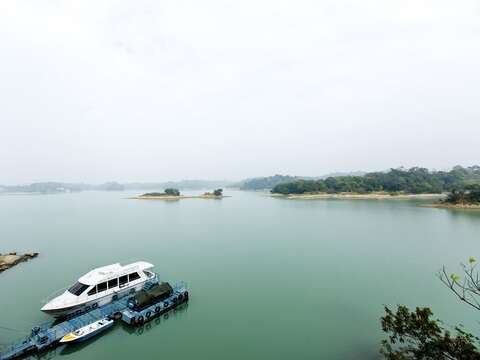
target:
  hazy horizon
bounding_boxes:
[1,1,479,184]
[2,164,479,186]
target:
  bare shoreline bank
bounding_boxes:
[269,192,446,201]
[420,203,480,209]
[269,192,480,209]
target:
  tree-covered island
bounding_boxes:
[132,188,227,200]
[202,189,223,197]
[270,166,480,199]
[141,188,181,197]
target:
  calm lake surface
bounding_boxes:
[1,190,480,359]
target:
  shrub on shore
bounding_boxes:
[443,184,480,205]
[142,188,181,197]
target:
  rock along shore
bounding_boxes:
[0,252,39,273]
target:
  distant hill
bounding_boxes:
[4,167,479,195]
[0,180,233,194]
[123,180,233,191]
[236,175,299,190]
[0,182,125,193]
[236,171,366,190]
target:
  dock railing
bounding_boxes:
[0,320,60,360]
[174,281,187,290]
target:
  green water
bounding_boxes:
[1,190,480,359]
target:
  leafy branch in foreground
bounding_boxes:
[381,305,480,359]
[380,258,480,359]
[438,258,480,311]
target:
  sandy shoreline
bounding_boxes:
[130,195,229,200]
[270,192,446,201]
[420,203,480,209]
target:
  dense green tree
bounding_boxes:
[164,188,180,196]
[380,305,480,359]
[445,190,467,204]
[444,184,480,205]
[465,185,480,203]
[271,166,480,195]
[213,189,223,196]
[141,192,164,196]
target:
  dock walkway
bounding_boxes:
[0,283,188,360]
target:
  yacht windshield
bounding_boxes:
[68,282,89,296]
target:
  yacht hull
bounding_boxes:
[42,282,146,318]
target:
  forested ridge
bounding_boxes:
[271,166,480,195]
[238,172,365,190]
[239,175,299,190]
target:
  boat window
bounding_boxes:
[87,286,97,296]
[68,282,89,296]
[119,275,128,286]
[129,272,141,282]
[108,278,118,289]
[97,282,107,293]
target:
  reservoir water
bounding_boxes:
[1,190,479,359]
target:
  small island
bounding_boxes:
[0,252,39,273]
[131,188,228,200]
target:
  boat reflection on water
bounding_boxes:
[24,348,59,360]
[122,302,189,336]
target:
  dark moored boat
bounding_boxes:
[128,282,173,311]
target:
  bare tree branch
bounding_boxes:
[439,262,480,311]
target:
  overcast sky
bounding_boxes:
[1,0,479,184]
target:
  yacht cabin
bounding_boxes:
[41,261,155,317]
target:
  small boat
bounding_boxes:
[41,261,156,318]
[59,317,114,344]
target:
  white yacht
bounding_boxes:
[41,261,155,318]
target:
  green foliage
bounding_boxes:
[213,189,223,196]
[444,184,480,205]
[141,192,165,196]
[381,305,480,359]
[164,188,180,196]
[142,189,181,197]
[450,273,461,283]
[445,189,467,204]
[271,166,480,195]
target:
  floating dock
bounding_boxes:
[0,282,188,360]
